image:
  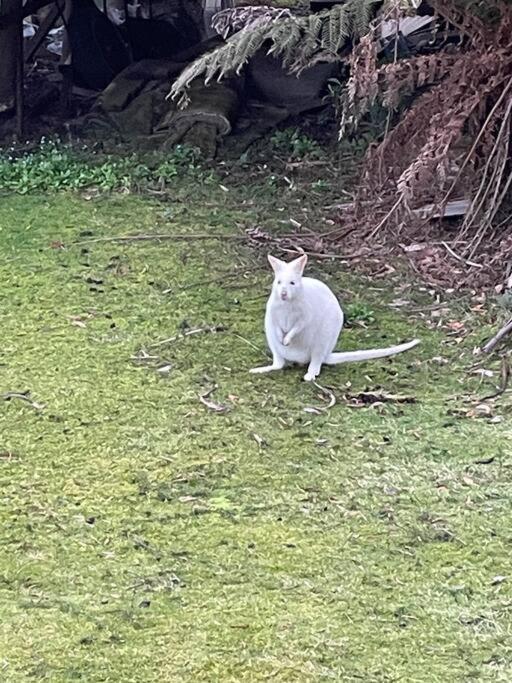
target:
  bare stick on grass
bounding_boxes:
[482,318,512,354]
[73,233,248,247]
[148,325,225,348]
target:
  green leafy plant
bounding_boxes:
[311,178,330,192]
[345,302,376,324]
[0,139,205,194]
[270,127,323,159]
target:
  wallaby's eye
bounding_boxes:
[277,280,282,285]
[290,281,295,286]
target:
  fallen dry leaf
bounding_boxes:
[401,243,426,253]
[467,403,492,417]
[252,433,267,448]
[315,382,336,408]
[304,382,336,414]
[446,320,466,332]
[199,385,230,414]
[156,364,173,374]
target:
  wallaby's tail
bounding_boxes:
[325,339,420,365]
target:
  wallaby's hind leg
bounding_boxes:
[250,352,285,375]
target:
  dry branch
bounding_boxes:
[73,233,248,247]
[482,318,512,354]
[148,325,225,348]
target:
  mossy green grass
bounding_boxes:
[1,186,511,682]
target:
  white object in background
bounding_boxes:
[381,15,435,40]
[23,20,36,38]
[108,7,126,25]
[203,0,234,38]
[92,0,126,24]
[46,26,64,56]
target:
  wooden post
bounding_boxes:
[15,1,24,138]
[0,0,18,118]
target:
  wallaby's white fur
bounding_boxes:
[250,254,420,382]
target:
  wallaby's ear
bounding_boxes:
[291,253,308,275]
[268,254,284,273]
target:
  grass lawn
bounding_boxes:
[1,184,511,682]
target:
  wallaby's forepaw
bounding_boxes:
[304,372,317,382]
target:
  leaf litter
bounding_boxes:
[198,385,230,414]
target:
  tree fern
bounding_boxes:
[322,5,348,54]
[350,0,382,37]
[169,0,381,106]
[272,20,302,65]
[267,20,299,65]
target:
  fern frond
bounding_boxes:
[267,20,299,66]
[212,6,293,40]
[270,20,302,65]
[170,23,268,104]
[228,24,268,75]
[428,0,491,44]
[170,0,381,104]
[350,0,381,37]
[321,5,349,54]
[339,33,379,135]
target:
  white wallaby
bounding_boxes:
[250,253,420,382]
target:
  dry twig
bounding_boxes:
[2,391,45,410]
[148,325,225,348]
[482,318,512,354]
[480,356,510,400]
[73,233,247,247]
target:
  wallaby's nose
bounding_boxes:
[280,290,288,300]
